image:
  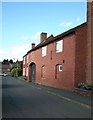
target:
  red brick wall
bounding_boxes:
[27,33,76,90]
[75,24,87,86]
[86,1,93,84]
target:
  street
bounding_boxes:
[2,76,92,118]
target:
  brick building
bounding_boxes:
[23,1,93,90]
[2,64,10,74]
[86,1,93,84]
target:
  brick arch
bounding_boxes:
[29,62,36,82]
[55,64,62,79]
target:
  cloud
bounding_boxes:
[0,49,9,61]
[19,32,40,44]
[12,44,30,56]
[0,32,41,62]
[20,32,40,41]
[0,44,31,61]
[59,22,72,27]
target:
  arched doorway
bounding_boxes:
[30,63,36,82]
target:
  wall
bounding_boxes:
[27,33,76,90]
[86,1,93,84]
[75,24,87,86]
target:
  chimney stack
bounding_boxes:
[40,32,47,43]
[31,43,35,49]
[86,1,93,84]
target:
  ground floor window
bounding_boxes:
[41,65,45,78]
[23,68,25,76]
[26,67,28,76]
[55,64,63,79]
[59,65,62,71]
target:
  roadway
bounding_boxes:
[2,76,92,118]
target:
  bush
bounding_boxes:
[10,67,22,77]
[17,68,22,76]
[10,68,16,77]
[23,76,28,80]
[78,83,93,91]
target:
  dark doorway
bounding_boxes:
[30,63,36,82]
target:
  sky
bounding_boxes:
[0,1,87,62]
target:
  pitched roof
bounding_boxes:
[23,22,87,57]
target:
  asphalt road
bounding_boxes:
[2,76,92,118]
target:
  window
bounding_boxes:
[23,68,25,76]
[41,65,45,78]
[27,55,28,63]
[23,57,25,64]
[42,46,47,57]
[59,65,62,71]
[26,67,28,76]
[56,40,63,53]
[50,51,52,60]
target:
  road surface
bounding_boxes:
[2,76,92,118]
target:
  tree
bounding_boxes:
[9,59,13,64]
[2,59,14,64]
[11,68,16,77]
[10,67,22,77]
[2,59,9,64]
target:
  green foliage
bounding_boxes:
[11,68,16,77]
[9,59,13,64]
[18,68,22,76]
[10,67,16,72]
[10,67,22,77]
[2,59,9,64]
[78,82,93,91]
[2,59,14,64]
[23,76,28,80]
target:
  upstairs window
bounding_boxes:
[42,46,47,57]
[56,40,63,53]
[23,57,25,64]
[27,55,29,63]
[27,55,28,63]
[23,68,25,76]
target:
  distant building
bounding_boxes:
[23,1,93,90]
[2,64,10,74]
[10,61,23,69]
[0,60,23,75]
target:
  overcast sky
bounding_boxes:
[0,1,87,61]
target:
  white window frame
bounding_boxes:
[59,65,62,71]
[42,46,47,57]
[56,40,63,53]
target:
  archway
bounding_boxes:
[30,63,36,82]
